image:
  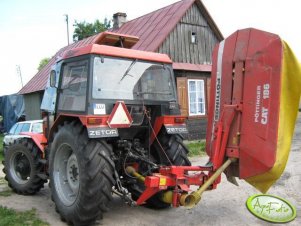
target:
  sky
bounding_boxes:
[0,0,300,96]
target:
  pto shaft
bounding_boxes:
[125,158,235,207]
[181,158,236,208]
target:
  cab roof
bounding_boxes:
[61,44,172,64]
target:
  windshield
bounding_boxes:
[92,56,176,101]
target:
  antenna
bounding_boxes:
[16,65,24,88]
[64,14,70,45]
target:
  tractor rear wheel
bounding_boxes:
[2,138,46,195]
[136,129,191,209]
[152,129,191,166]
[49,121,115,225]
[148,129,191,208]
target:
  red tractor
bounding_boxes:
[2,29,300,226]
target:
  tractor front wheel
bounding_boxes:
[49,121,115,225]
[3,138,46,195]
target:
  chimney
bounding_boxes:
[113,12,127,29]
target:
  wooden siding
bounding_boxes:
[24,92,43,120]
[177,77,189,116]
[157,3,219,64]
[182,118,207,140]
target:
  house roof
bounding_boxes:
[112,0,223,51]
[19,0,222,95]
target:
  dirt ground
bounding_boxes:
[0,118,300,226]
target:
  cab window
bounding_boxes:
[58,60,88,112]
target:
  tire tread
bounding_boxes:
[49,121,115,225]
[3,138,46,195]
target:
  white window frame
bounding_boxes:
[187,79,206,116]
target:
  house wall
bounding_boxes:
[157,3,219,64]
[175,70,210,140]
[156,3,220,140]
[184,117,208,140]
[23,91,43,120]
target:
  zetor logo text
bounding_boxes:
[246,194,296,223]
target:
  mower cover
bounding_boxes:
[206,28,301,193]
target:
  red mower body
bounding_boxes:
[205,28,300,192]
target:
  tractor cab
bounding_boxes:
[41,32,186,141]
[53,50,177,113]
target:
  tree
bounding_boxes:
[38,57,50,71]
[73,18,111,42]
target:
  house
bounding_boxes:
[19,0,223,139]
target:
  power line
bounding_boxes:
[16,65,24,88]
[64,14,70,45]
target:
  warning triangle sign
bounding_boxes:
[107,101,133,128]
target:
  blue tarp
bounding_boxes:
[0,94,25,132]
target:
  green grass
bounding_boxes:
[0,174,12,197]
[185,140,206,157]
[0,189,12,197]
[0,206,49,226]
[0,133,4,162]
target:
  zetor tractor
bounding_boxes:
[3,28,300,226]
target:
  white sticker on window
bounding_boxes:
[94,104,106,115]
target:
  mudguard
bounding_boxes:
[19,132,47,155]
[206,28,301,193]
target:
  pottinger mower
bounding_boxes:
[3,28,301,225]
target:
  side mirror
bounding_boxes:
[50,70,56,87]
